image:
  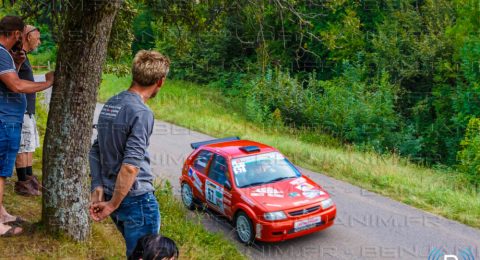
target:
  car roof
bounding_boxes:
[201,139,277,158]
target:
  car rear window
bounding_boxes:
[193,150,213,174]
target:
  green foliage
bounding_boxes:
[313,64,400,153]
[103,63,131,77]
[131,7,155,54]
[154,25,232,83]
[107,0,137,62]
[246,65,400,154]
[10,0,480,168]
[105,0,478,165]
[28,50,56,68]
[458,118,480,186]
[245,69,309,127]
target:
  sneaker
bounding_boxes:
[14,179,41,196]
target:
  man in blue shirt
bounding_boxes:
[89,50,170,257]
[0,16,53,237]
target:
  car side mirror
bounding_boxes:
[224,180,232,190]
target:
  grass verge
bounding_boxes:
[1,179,244,259]
[99,73,480,229]
[2,86,245,259]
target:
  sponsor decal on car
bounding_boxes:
[241,195,256,206]
[234,152,285,164]
[191,169,203,195]
[302,190,325,199]
[295,183,314,191]
[251,187,284,198]
[224,197,232,205]
[288,192,300,198]
[265,203,282,207]
[188,167,193,177]
[290,177,306,185]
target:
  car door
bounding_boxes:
[189,150,213,200]
[205,154,233,216]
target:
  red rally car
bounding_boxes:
[179,137,336,244]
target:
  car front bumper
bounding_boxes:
[254,205,336,242]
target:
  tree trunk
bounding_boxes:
[42,0,122,241]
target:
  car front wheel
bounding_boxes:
[235,211,254,245]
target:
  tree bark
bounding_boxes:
[42,0,122,241]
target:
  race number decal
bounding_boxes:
[231,160,246,174]
[206,180,224,212]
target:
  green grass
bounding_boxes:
[99,73,480,229]
[29,51,55,70]
[1,162,125,258]
[157,181,245,259]
[1,179,244,259]
[2,89,245,259]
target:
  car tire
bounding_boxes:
[235,211,255,245]
[181,182,195,210]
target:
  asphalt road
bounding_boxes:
[92,103,480,260]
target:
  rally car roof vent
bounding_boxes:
[190,136,240,149]
[239,146,261,153]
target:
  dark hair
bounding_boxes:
[0,16,25,37]
[130,235,179,260]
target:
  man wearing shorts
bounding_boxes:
[14,25,42,196]
[0,16,53,237]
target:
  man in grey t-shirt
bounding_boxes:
[89,50,170,257]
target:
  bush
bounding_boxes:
[313,63,400,153]
[245,64,401,154]
[245,69,311,127]
[457,117,480,186]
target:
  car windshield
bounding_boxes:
[232,152,301,188]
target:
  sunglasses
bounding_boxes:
[25,27,40,37]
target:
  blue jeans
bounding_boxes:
[107,192,161,257]
[0,122,22,177]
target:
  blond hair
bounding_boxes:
[132,50,170,87]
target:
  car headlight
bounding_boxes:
[264,211,287,221]
[321,198,334,209]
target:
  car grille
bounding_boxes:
[288,205,321,217]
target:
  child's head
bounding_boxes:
[130,234,179,260]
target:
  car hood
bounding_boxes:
[240,176,330,212]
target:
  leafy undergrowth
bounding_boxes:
[99,73,480,229]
